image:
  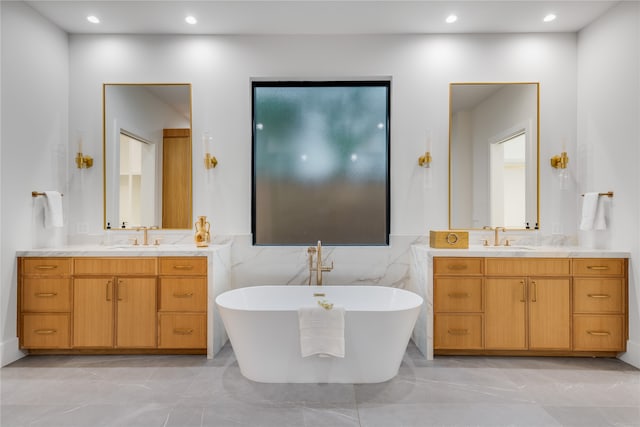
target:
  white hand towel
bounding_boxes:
[593,196,608,230]
[298,305,345,358]
[580,192,599,230]
[43,191,64,228]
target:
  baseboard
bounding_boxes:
[0,337,26,367]
[619,339,640,369]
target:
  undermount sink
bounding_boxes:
[481,245,535,250]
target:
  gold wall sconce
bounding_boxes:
[418,151,432,168]
[202,132,218,169]
[205,153,218,169]
[550,151,569,169]
[75,152,93,169]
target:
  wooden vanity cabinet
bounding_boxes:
[434,258,484,350]
[73,258,157,349]
[485,259,571,351]
[19,258,72,349]
[18,255,210,354]
[158,257,207,350]
[572,258,627,352]
[434,256,627,356]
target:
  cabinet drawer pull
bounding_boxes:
[447,264,468,271]
[447,292,470,298]
[173,328,194,335]
[520,280,526,303]
[35,265,57,270]
[173,292,194,298]
[447,329,469,335]
[587,266,609,271]
[34,329,57,335]
[587,294,611,299]
[35,292,57,297]
[587,330,610,336]
[173,265,194,270]
[531,280,537,303]
[106,280,112,301]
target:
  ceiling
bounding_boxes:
[24,0,620,35]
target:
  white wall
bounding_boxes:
[68,33,578,237]
[577,1,640,367]
[0,2,69,366]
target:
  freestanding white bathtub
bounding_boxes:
[215,285,423,383]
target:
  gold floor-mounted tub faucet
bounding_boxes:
[307,240,334,286]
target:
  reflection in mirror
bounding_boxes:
[449,83,539,230]
[103,84,192,229]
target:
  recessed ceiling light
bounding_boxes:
[446,14,458,24]
[87,15,100,24]
[543,14,557,23]
[185,16,197,25]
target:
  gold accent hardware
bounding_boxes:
[106,280,112,301]
[317,299,334,310]
[307,240,333,286]
[34,329,57,335]
[448,264,468,271]
[581,191,614,198]
[135,226,158,246]
[494,227,506,246]
[117,279,124,301]
[587,266,609,270]
[75,152,94,169]
[35,292,57,297]
[32,191,64,198]
[448,292,470,298]
[520,280,526,303]
[35,265,57,270]
[550,151,569,169]
[418,151,432,168]
[447,329,469,335]
[174,328,194,335]
[313,293,325,297]
[531,280,537,302]
[173,265,194,270]
[587,294,611,299]
[587,330,610,336]
[205,152,218,169]
[173,292,194,298]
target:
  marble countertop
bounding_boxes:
[413,245,630,258]
[16,243,230,257]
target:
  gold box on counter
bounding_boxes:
[429,230,469,249]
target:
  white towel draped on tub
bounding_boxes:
[298,306,345,358]
[580,192,607,231]
[43,191,64,228]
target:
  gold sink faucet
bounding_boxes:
[135,226,159,246]
[482,226,507,246]
[307,240,334,286]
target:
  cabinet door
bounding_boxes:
[73,278,114,347]
[528,278,570,350]
[485,278,526,350]
[116,277,157,348]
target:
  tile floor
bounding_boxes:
[1,342,639,427]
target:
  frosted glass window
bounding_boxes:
[252,81,390,245]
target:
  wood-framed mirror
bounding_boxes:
[103,83,192,229]
[449,82,539,230]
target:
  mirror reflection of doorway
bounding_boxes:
[119,132,157,227]
[490,131,526,228]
